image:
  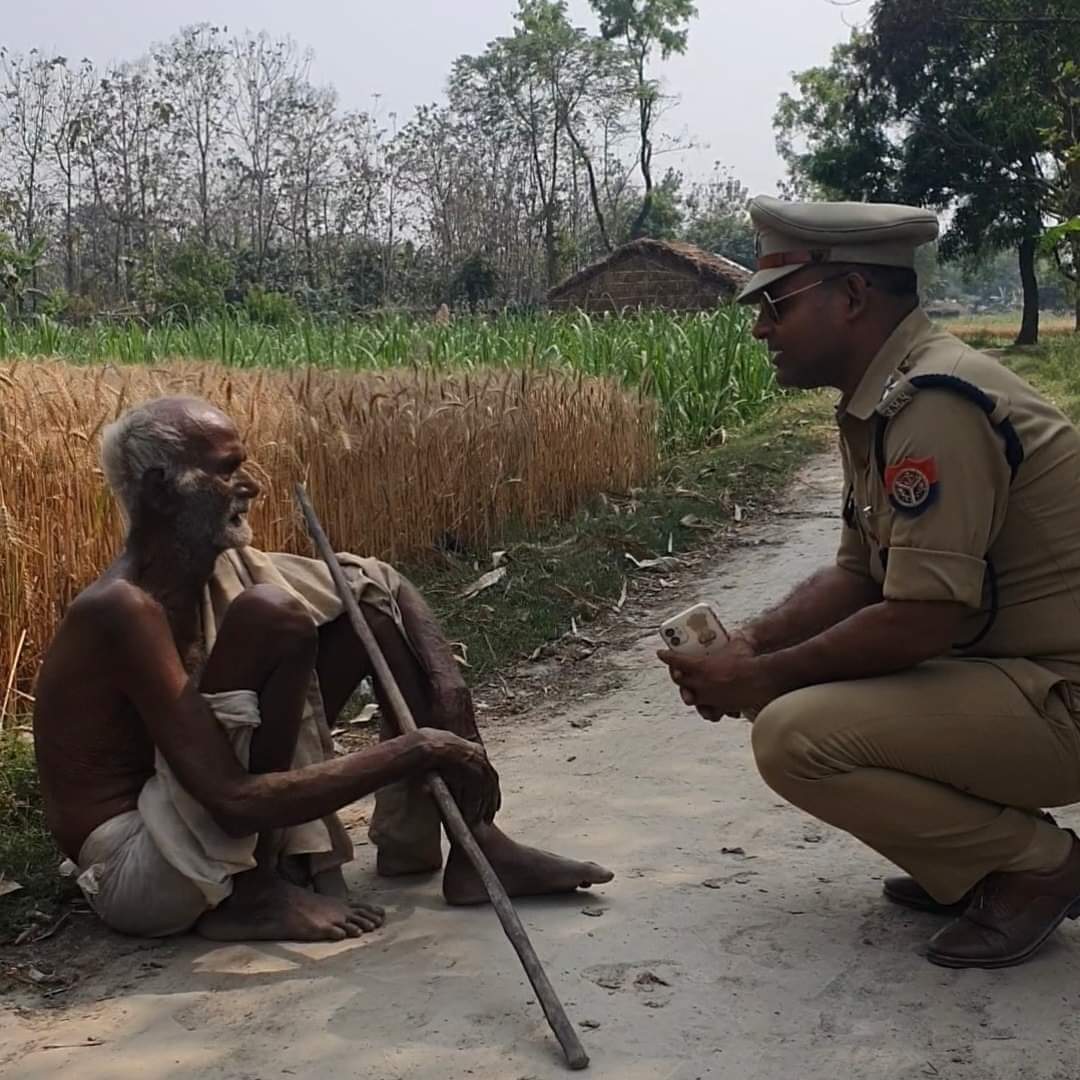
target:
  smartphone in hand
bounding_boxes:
[658,602,729,656]
[659,603,759,721]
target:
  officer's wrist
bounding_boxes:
[753,650,801,701]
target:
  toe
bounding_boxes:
[352,901,385,918]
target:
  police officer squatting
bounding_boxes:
[659,195,1080,970]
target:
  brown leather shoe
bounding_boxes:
[927,831,1080,969]
[883,876,972,916]
[883,811,1061,916]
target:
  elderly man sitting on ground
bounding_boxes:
[33,396,612,941]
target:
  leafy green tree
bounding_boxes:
[242,285,300,325]
[773,39,900,202]
[864,0,1075,340]
[0,232,46,317]
[452,1,628,288]
[775,3,1080,343]
[156,243,232,318]
[452,251,500,312]
[344,241,386,310]
[589,0,698,239]
[635,167,683,239]
[682,167,755,267]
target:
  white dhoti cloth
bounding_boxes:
[66,546,414,937]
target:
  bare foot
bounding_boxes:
[278,857,352,901]
[197,879,386,942]
[312,866,349,900]
[442,825,614,906]
[278,853,312,888]
[376,849,444,878]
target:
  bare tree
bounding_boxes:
[89,60,174,303]
[47,58,95,294]
[280,81,338,290]
[590,0,698,238]
[228,32,306,274]
[0,48,63,304]
[0,14,721,312]
[155,24,229,249]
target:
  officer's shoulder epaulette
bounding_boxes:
[872,368,1024,480]
[874,372,917,419]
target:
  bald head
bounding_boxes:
[100,396,238,523]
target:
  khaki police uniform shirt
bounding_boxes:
[837,309,1080,704]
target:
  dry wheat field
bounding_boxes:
[0,360,655,724]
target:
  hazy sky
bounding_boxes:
[4,0,856,196]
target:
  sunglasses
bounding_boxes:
[758,270,854,324]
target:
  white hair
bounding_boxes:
[100,396,218,523]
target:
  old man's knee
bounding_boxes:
[751,686,836,796]
[227,584,317,654]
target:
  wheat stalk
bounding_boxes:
[0,358,656,715]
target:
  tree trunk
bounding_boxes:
[1073,237,1080,333]
[200,146,211,248]
[567,125,611,252]
[544,210,559,290]
[630,55,654,240]
[630,190,652,240]
[1016,234,1040,346]
[64,177,75,293]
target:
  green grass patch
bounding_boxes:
[0,308,776,448]
[405,391,833,682]
[998,339,1080,425]
[0,735,64,939]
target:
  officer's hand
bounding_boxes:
[657,634,771,722]
[686,631,757,721]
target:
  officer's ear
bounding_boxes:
[841,270,873,321]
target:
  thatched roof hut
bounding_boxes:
[547,239,751,313]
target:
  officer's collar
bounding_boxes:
[841,308,933,421]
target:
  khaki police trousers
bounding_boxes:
[751,658,1080,903]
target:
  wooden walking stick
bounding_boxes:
[294,484,590,1072]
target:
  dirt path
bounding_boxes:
[5,454,1080,1080]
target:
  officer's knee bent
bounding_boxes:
[750,689,821,793]
[230,585,316,646]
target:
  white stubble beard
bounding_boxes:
[174,470,253,557]
[220,512,253,549]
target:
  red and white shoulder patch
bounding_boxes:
[884,457,938,516]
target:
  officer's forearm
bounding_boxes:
[756,598,967,695]
[743,566,882,654]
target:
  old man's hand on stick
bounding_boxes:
[417,726,501,825]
